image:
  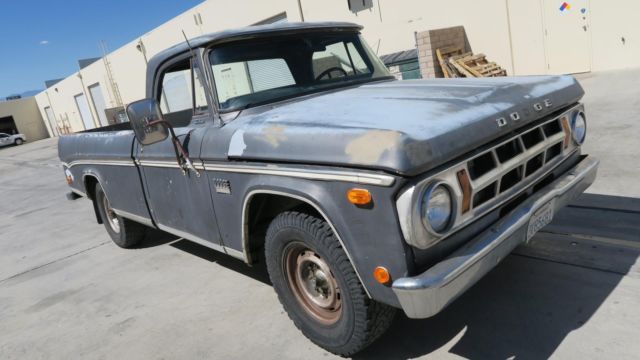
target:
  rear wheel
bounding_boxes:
[14,138,23,145]
[265,211,395,356]
[95,183,146,248]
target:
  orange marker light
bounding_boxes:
[560,116,571,149]
[373,266,391,285]
[347,188,372,205]
[456,169,471,214]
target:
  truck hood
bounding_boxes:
[219,76,584,176]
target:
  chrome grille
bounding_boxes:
[396,103,583,250]
[466,118,566,210]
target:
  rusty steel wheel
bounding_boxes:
[95,183,146,248]
[101,192,121,233]
[265,211,396,356]
[284,243,342,325]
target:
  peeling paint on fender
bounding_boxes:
[228,129,247,156]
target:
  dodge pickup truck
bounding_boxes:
[59,22,598,355]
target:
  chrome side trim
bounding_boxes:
[63,159,135,168]
[242,189,372,297]
[156,224,245,261]
[136,160,182,169]
[105,159,395,186]
[112,208,155,227]
[204,162,395,187]
[70,188,87,197]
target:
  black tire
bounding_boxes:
[265,211,395,356]
[95,183,146,248]
[14,138,23,145]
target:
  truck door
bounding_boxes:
[135,55,223,247]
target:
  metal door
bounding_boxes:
[74,93,95,130]
[135,123,223,247]
[44,106,58,136]
[88,83,109,126]
[543,0,591,74]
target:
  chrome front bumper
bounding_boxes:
[392,156,599,319]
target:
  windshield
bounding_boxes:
[209,32,391,112]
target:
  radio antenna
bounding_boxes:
[181,30,196,57]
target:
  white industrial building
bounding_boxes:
[30,0,640,137]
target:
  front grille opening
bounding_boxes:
[468,152,496,180]
[543,120,562,137]
[525,153,544,177]
[496,139,523,163]
[521,128,545,149]
[500,166,524,192]
[546,142,562,162]
[500,193,528,218]
[473,182,497,208]
[533,173,555,193]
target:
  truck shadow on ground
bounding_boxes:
[169,239,272,285]
[151,194,638,360]
[356,193,640,360]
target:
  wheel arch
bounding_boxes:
[82,173,103,224]
[242,189,372,298]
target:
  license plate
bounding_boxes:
[526,201,554,241]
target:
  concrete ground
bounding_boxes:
[1,69,640,359]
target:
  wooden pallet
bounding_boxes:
[437,47,507,78]
[436,46,465,78]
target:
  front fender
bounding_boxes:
[209,170,410,307]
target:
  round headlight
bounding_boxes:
[571,111,587,144]
[421,184,454,233]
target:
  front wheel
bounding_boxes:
[265,211,395,356]
[95,183,146,248]
[14,138,23,145]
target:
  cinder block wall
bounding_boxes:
[416,26,470,78]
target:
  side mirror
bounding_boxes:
[126,98,169,146]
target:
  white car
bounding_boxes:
[0,133,26,147]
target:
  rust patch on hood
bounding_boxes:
[345,130,401,164]
[263,125,287,147]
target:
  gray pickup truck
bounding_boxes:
[59,22,598,355]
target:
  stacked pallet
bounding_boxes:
[436,46,507,78]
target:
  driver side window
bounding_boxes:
[312,41,371,79]
[159,58,208,127]
[211,58,295,104]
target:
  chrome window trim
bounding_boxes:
[242,189,372,298]
[397,103,584,249]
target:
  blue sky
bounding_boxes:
[0,0,203,98]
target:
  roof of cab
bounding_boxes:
[146,21,362,79]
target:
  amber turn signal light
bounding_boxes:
[560,116,571,149]
[456,169,471,214]
[373,266,391,285]
[347,188,372,205]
